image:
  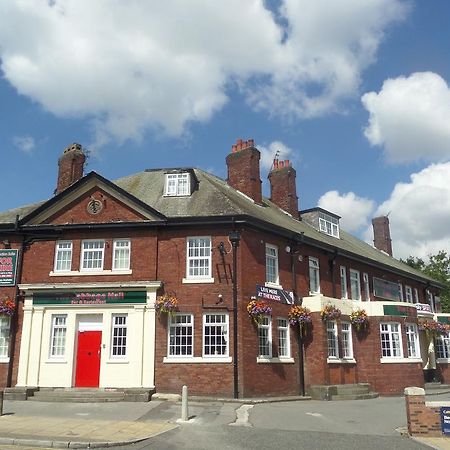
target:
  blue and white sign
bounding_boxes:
[441,407,450,435]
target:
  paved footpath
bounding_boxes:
[0,399,177,448]
[0,395,449,449]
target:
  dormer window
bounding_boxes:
[319,212,339,237]
[165,172,191,196]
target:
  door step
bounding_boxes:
[309,383,379,401]
[4,387,154,402]
[425,382,450,396]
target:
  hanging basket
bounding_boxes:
[320,303,342,322]
[288,305,312,334]
[0,297,15,317]
[349,309,369,332]
[420,320,449,338]
[247,299,272,325]
[155,292,179,315]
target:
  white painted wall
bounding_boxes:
[17,290,157,389]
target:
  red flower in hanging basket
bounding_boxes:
[0,297,15,316]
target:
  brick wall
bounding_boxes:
[405,387,443,436]
[303,313,424,396]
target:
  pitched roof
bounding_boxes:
[0,167,440,285]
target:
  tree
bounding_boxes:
[403,250,450,313]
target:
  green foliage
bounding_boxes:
[403,250,450,313]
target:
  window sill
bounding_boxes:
[0,357,10,364]
[309,291,321,296]
[163,356,231,363]
[45,359,68,364]
[257,357,294,364]
[182,277,215,284]
[380,357,421,364]
[437,358,450,364]
[264,282,283,290]
[327,358,356,364]
[50,270,132,277]
[106,359,129,364]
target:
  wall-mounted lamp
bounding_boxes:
[218,242,226,256]
[2,239,11,249]
[216,294,224,304]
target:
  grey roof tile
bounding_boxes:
[0,167,439,284]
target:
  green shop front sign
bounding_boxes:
[383,304,416,317]
[0,249,18,287]
[33,291,147,306]
[437,316,450,325]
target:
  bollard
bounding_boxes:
[181,385,189,421]
[0,389,3,416]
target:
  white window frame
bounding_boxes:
[164,172,191,197]
[405,285,413,303]
[414,288,419,304]
[318,212,340,238]
[265,244,279,286]
[380,322,403,358]
[309,257,320,294]
[111,314,127,358]
[341,322,353,359]
[112,239,131,271]
[363,273,370,301]
[427,290,435,312]
[168,314,194,357]
[405,323,420,358]
[340,266,348,299]
[349,269,361,301]
[327,320,339,359]
[436,333,450,359]
[435,296,441,312]
[398,283,404,302]
[0,316,11,360]
[54,241,73,272]
[203,313,229,358]
[258,316,272,358]
[185,237,212,280]
[50,315,67,358]
[80,240,105,272]
[277,318,290,358]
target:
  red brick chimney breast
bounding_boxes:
[268,158,299,219]
[226,138,262,204]
[56,143,86,194]
[372,216,393,256]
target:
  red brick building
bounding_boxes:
[0,139,447,398]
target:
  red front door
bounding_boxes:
[75,330,101,387]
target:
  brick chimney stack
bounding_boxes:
[268,159,299,219]
[56,143,86,194]
[226,138,262,204]
[372,216,393,256]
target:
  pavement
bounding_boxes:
[0,400,178,449]
[0,394,449,449]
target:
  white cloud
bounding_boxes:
[0,0,408,147]
[258,141,294,172]
[12,135,35,154]
[318,191,375,233]
[364,163,450,259]
[362,72,450,164]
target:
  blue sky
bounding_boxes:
[1,0,450,259]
